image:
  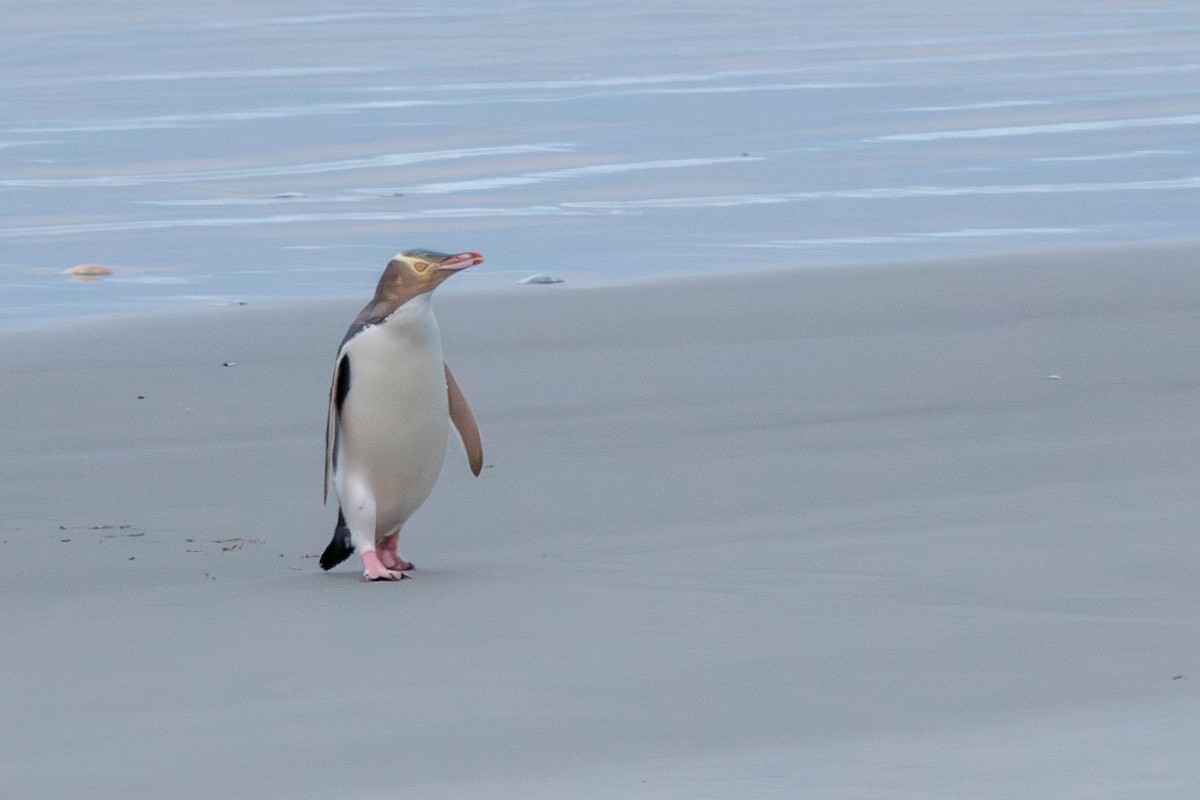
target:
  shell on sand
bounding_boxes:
[64,264,115,277]
[64,264,115,281]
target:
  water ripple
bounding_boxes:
[386,157,761,196]
[877,114,1200,143]
[740,228,1086,248]
[0,206,585,239]
[0,144,573,188]
[564,175,1200,209]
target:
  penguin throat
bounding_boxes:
[382,292,434,326]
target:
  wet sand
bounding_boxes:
[2,244,1200,798]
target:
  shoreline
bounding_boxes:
[6,236,1200,334]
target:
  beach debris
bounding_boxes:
[100,529,141,541]
[519,274,564,285]
[64,264,114,281]
[1047,374,1062,380]
[137,395,146,400]
[214,537,264,552]
[222,361,237,367]
[273,192,305,199]
[58,523,133,532]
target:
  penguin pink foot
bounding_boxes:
[360,551,409,581]
[379,533,414,571]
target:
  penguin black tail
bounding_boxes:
[319,508,355,570]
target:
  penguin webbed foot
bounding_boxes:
[380,556,415,572]
[361,551,410,582]
[379,532,414,571]
[364,571,409,582]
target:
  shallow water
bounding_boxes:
[3,0,1200,326]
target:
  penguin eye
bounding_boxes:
[413,261,429,273]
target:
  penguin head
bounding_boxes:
[374,249,484,302]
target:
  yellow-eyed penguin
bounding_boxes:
[320,249,484,581]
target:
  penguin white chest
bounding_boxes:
[335,298,449,533]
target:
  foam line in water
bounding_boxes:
[0,206,584,239]
[740,228,1086,248]
[563,175,1200,209]
[878,113,1200,143]
[0,144,573,188]
[392,157,760,195]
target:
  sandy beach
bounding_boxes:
[2,244,1200,798]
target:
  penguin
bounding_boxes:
[320,249,484,581]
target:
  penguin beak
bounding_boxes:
[436,252,485,272]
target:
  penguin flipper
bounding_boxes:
[445,363,483,476]
[319,507,355,570]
